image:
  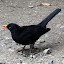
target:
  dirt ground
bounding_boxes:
[0,0,64,64]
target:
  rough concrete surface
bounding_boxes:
[0,0,64,64]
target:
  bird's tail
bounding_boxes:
[38,8,61,27]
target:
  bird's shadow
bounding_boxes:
[17,41,57,57]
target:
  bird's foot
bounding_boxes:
[17,45,26,53]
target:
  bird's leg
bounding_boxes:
[23,45,26,50]
[21,45,26,53]
[30,44,34,54]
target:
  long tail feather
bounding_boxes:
[38,8,61,27]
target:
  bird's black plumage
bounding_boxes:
[3,8,61,51]
[7,23,50,45]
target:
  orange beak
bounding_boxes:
[2,25,7,28]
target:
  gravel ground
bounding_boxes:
[0,0,64,64]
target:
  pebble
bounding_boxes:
[28,2,34,8]
[43,48,51,54]
[37,39,45,43]
[5,37,10,39]
[28,6,34,8]
[8,48,14,52]
[60,25,64,28]
[48,59,53,64]
[29,54,36,58]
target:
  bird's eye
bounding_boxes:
[9,27,12,29]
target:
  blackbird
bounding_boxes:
[2,9,61,53]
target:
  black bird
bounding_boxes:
[2,9,61,52]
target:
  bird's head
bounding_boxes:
[2,23,20,31]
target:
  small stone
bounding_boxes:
[60,25,64,28]
[5,37,10,39]
[43,48,51,54]
[37,39,45,43]
[29,54,36,58]
[28,2,34,8]
[48,59,53,64]
[28,6,33,8]
[29,54,33,58]
[8,48,14,52]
